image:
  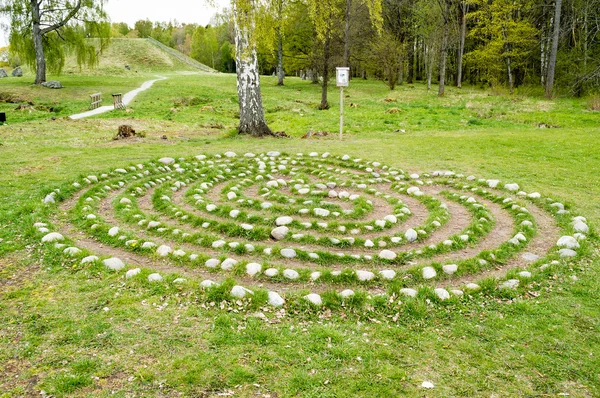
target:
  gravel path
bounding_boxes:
[69,76,167,120]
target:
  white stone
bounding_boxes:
[173,249,186,257]
[231,285,253,298]
[246,263,262,276]
[514,233,527,242]
[283,269,300,279]
[501,279,519,289]
[379,250,397,260]
[573,221,589,233]
[384,215,397,224]
[268,291,285,306]
[221,258,238,270]
[271,226,289,240]
[81,255,98,264]
[241,223,253,230]
[103,257,125,271]
[465,283,480,290]
[43,193,56,204]
[280,248,297,258]
[356,270,375,281]
[310,271,321,280]
[276,216,293,226]
[212,240,226,248]
[156,245,172,257]
[126,268,141,278]
[313,208,330,217]
[120,197,132,204]
[451,289,464,296]
[442,264,458,275]
[63,247,81,256]
[159,157,175,165]
[200,280,218,288]
[147,221,161,229]
[422,266,437,279]
[265,268,279,277]
[364,240,374,248]
[559,248,577,258]
[340,289,355,298]
[520,220,533,228]
[557,236,580,249]
[519,271,532,278]
[206,204,217,212]
[304,293,322,305]
[400,288,417,297]
[405,229,418,242]
[487,179,500,188]
[434,288,450,300]
[147,273,163,282]
[504,183,519,191]
[227,192,237,200]
[42,232,64,243]
[379,270,396,279]
[108,227,120,237]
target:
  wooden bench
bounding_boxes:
[112,93,125,109]
[90,93,102,109]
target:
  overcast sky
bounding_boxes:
[0,0,230,47]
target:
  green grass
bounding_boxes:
[0,39,599,397]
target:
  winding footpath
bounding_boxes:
[69,76,167,120]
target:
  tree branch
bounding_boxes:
[39,0,82,35]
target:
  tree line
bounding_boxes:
[116,0,600,102]
[1,0,598,137]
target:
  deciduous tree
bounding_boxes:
[1,0,109,84]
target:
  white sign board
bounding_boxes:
[336,67,350,87]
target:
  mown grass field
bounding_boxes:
[0,41,599,397]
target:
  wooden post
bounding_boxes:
[340,86,344,140]
[336,67,349,141]
[112,93,125,109]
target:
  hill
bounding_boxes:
[62,38,213,76]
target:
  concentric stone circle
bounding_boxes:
[35,151,592,310]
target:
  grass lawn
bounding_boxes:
[0,49,599,397]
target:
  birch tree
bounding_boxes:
[232,0,274,136]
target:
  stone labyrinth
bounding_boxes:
[36,151,592,310]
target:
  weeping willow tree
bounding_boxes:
[0,0,110,84]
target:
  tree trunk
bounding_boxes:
[438,0,450,97]
[233,2,273,136]
[276,30,284,85]
[276,0,285,85]
[30,0,46,84]
[545,0,563,98]
[343,0,351,68]
[506,56,514,94]
[457,1,468,88]
[583,4,588,69]
[407,37,414,84]
[427,44,433,91]
[319,34,331,110]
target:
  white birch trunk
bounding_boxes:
[233,1,273,136]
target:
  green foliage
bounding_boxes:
[367,31,404,90]
[2,0,109,77]
[466,0,538,88]
[134,19,153,38]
